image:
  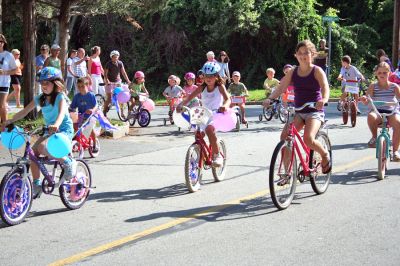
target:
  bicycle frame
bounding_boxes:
[193,130,213,168]
[285,122,312,177]
[375,116,392,160]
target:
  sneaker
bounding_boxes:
[33,179,42,196]
[394,151,400,162]
[212,153,223,167]
[63,158,77,181]
[367,137,376,148]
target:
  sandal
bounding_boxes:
[367,137,376,148]
[321,154,332,174]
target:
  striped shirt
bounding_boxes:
[372,83,398,113]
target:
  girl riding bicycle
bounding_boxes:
[1,67,76,194]
[183,72,200,107]
[360,62,400,161]
[163,75,184,116]
[177,62,231,166]
[128,71,149,113]
[281,64,295,109]
[263,40,331,174]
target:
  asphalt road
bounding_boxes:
[0,104,399,266]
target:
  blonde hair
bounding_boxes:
[296,40,317,56]
[266,68,275,74]
[375,62,391,73]
[11,49,20,55]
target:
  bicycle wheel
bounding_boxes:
[258,114,263,121]
[0,168,33,225]
[59,159,92,210]
[117,102,130,122]
[377,137,388,180]
[235,114,241,132]
[269,140,297,210]
[88,137,100,158]
[342,102,349,125]
[350,101,357,127]
[278,104,287,123]
[212,139,227,182]
[95,94,105,110]
[184,144,202,192]
[264,106,273,121]
[310,131,332,194]
[138,109,151,127]
[71,140,84,159]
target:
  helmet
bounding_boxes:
[201,62,221,76]
[134,71,145,79]
[197,69,203,76]
[184,72,195,80]
[38,67,62,82]
[110,50,120,58]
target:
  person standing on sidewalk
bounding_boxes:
[35,44,49,95]
[73,48,90,95]
[44,44,62,70]
[65,49,77,95]
[0,34,17,124]
[88,46,105,96]
[9,49,23,108]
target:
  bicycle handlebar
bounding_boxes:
[367,95,399,117]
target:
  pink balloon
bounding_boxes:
[142,99,155,112]
[212,108,236,132]
[117,91,131,103]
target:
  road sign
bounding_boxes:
[322,16,339,22]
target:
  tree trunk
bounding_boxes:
[22,0,37,119]
[393,0,400,68]
[0,0,3,33]
[59,0,72,77]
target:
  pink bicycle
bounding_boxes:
[269,102,332,210]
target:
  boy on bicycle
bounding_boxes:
[69,77,99,153]
[163,75,184,116]
[263,68,280,98]
[337,55,365,114]
[228,71,249,123]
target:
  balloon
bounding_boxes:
[47,133,72,158]
[117,91,131,103]
[142,99,155,112]
[113,87,124,95]
[1,127,25,150]
[212,109,237,132]
[173,110,191,129]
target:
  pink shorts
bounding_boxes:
[105,81,122,94]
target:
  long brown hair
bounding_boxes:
[200,74,224,91]
[39,79,65,107]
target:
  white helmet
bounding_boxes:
[110,50,120,58]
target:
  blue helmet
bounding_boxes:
[39,67,63,82]
[201,62,221,76]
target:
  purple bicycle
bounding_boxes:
[0,125,93,226]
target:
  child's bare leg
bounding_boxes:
[205,125,219,155]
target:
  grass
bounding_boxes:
[153,87,343,104]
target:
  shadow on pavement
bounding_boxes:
[331,168,400,185]
[89,183,189,203]
[0,208,70,229]
[332,142,368,151]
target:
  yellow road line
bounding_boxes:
[49,155,374,266]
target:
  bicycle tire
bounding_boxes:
[278,104,287,124]
[184,144,202,192]
[212,139,227,182]
[264,106,273,121]
[117,102,130,122]
[95,94,105,110]
[350,101,357,127]
[71,140,84,159]
[342,102,349,125]
[59,159,92,210]
[377,137,388,180]
[310,131,332,194]
[138,109,151,127]
[258,114,263,121]
[235,114,241,132]
[88,137,100,158]
[0,168,33,226]
[129,116,136,126]
[269,140,297,210]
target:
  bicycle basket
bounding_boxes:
[189,106,212,125]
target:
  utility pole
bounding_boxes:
[393,0,400,69]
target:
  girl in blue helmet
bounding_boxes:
[178,62,231,166]
[1,67,76,195]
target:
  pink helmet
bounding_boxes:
[184,72,195,80]
[134,71,145,79]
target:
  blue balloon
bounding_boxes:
[113,87,124,95]
[47,133,72,158]
[1,127,25,150]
